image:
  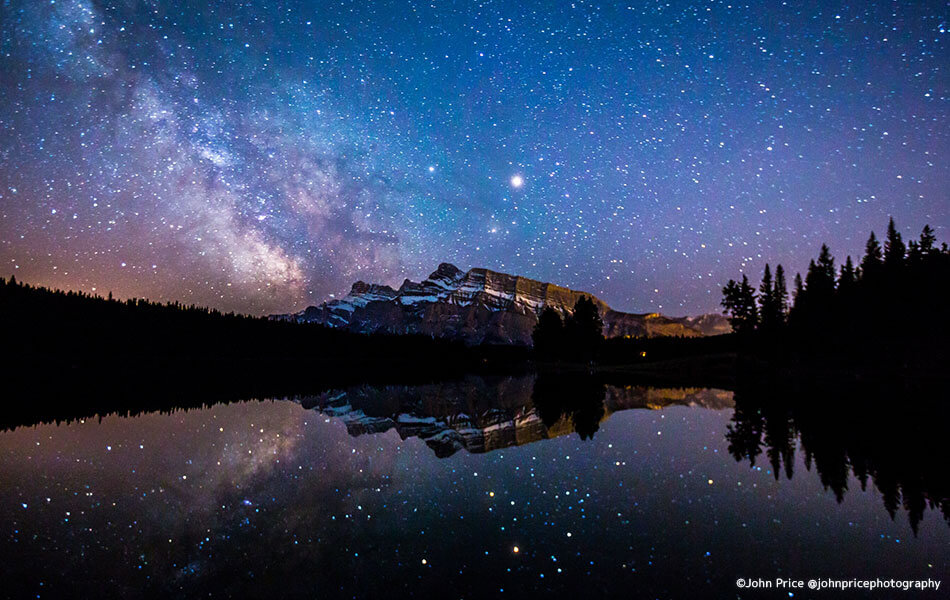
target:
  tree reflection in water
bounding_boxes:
[531,373,607,440]
[726,380,950,533]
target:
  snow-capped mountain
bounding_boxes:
[274,263,730,345]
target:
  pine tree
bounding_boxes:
[789,272,805,320]
[758,264,783,332]
[796,245,836,329]
[774,265,788,323]
[907,240,921,264]
[860,230,883,280]
[722,275,758,334]
[533,306,564,359]
[743,275,759,331]
[919,225,936,255]
[838,256,856,292]
[722,279,740,325]
[802,258,818,295]
[759,263,773,311]
[565,296,604,362]
[884,217,905,270]
[815,244,836,292]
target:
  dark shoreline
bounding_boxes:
[4,348,947,432]
[4,273,947,430]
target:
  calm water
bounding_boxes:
[0,375,946,598]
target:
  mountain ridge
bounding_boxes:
[274,263,730,345]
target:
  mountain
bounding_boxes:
[678,313,734,336]
[274,263,730,345]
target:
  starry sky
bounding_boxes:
[1,0,947,315]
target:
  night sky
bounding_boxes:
[1,0,946,315]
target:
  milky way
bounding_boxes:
[0,1,946,314]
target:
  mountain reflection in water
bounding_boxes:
[299,375,734,458]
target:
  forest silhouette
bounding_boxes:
[531,296,605,363]
[0,275,528,427]
[719,218,949,373]
[727,378,949,534]
[587,218,949,377]
[531,372,607,440]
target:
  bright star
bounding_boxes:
[510,174,524,188]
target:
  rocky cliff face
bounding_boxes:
[274,263,730,345]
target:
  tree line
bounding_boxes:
[720,218,949,369]
[727,378,949,533]
[531,296,605,363]
[0,277,524,378]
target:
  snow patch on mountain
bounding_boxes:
[272,263,729,344]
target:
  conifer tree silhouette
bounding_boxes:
[884,217,906,270]
[859,230,883,280]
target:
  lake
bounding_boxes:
[1,375,946,598]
